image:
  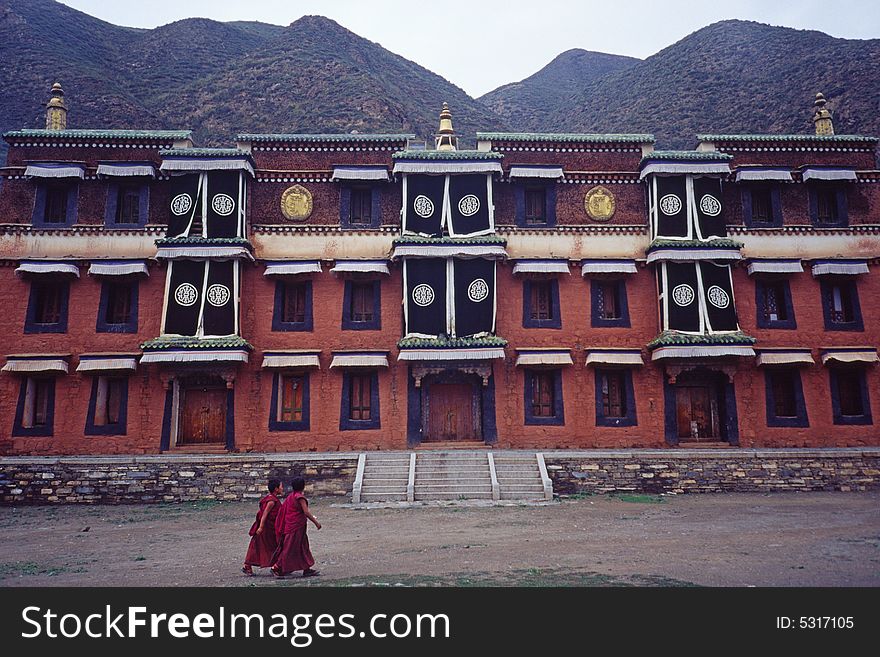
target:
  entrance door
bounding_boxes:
[676,382,722,441]
[179,385,227,444]
[425,383,479,442]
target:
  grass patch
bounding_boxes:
[611,494,666,504]
[0,561,87,577]
[133,556,146,562]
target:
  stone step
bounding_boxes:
[414,485,493,492]
[360,492,408,502]
[415,491,494,500]
[360,486,409,494]
[361,478,409,485]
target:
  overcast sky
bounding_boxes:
[59,0,880,97]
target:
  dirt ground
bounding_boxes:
[0,492,878,587]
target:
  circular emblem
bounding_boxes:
[211,193,235,216]
[699,194,722,217]
[467,279,489,303]
[659,194,682,216]
[206,284,231,307]
[174,283,198,307]
[707,285,730,309]
[672,284,695,307]
[281,184,313,221]
[457,194,480,217]
[412,284,435,307]
[170,193,193,216]
[584,185,616,222]
[413,195,434,218]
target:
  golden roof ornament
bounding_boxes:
[435,102,458,151]
[813,92,834,136]
[45,82,68,131]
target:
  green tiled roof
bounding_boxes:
[155,236,252,247]
[141,336,253,351]
[398,335,508,349]
[477,132,655,144]
[649,238,744,250]
[641,151,734,163]
[4,129,191,141]
[237,133,415,143]
[393,235,507,246]
[160,148,250,158]
[392,150,504,160]
[647,331,756,349]
[697,134,878,143]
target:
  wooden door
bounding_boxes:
[425,383,479,442]
[676,384,721,441]
[180,387,227,444]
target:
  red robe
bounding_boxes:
[243,493,280,568]
[271,491,315,574]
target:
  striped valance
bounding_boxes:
[88,260,150,277]
[262,351,321,369]
[810,260,869,277]
[15,261,80,277]
[651,344,756,360]
[801,167,858,182]
[331,166,389,181]
[330,352,389,368]
[140,350,249,364]
[746,259,803,275]
[24,163,85,179]
[160,158,254,177]
[392,244,507,259]
[755,350,815,367]
[155,246,254,261]
[646,249,742,264]
[512,260,570,275]
[508,166,564,180]
[329,260,390,275]
[585,350,644,367]
[2,355,69,374]
[639,162,731,179]
[581,260,638,276]
[263,261,322,277]
[515,350,573,367]
[734,168,793,182]
[393,161,503,175]
[96,163,156,178]
[397,348,505,361]
[820,349,879,365]
[76,356,139,373]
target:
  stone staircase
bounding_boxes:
[353,451,552,503]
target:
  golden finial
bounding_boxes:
[45,82,68,131]
[813,92,834,136]
[435,102,458,151]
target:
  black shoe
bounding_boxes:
[302,569,321,577]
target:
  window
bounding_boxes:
[85,376,128,435]
[810,184,847,227]
[820,279,863,331]
[272,280,313,331]
[269,372,310,431]
[340,185,379,229]
[524,369,564,425]
[525,188,546,225]
[741,185,782,227]
[750,187,772,224]
[25,279,69,333]
[830,368,872,425]
[349,187,372,226]
[755,278,796,329]
[116,186,140,224]
[12,376,55,437]
[515,183,556,227]
[340,370,380,430]
[342,280,381,330]
[595,369,637,427]
[45,186,68,223]
[764,369,808,427]
[591,279,630,328]
[522,279,561,329]
[33,183,77,227]
[97,280,138,333]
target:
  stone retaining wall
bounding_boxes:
[0,454,358,504]
[543,449,880,495]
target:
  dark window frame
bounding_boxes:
[272,279,314,332]
[591,278,631,328]
[12,376,56,437]
[268,371,311,431]
[339,184,381,229]
[522,278,561,329]
[523,368,565,426]
[105,182,150,227]
[342,279,382,330]
[595,368,638,427]
[24,278,70,334]
[829,367,873,425]
[820,278,864,332]
[754,277,797,330]
[763,368,809,427]
[84,375,129,436]
[741,184,783,227]
[96,279,139,333]
[809,183,848,228]
[340,370,381,430]
[514,182,557,228]
[32,182,78,227]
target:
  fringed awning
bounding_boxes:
[88,260,149,277]
[329,260,390,275]
[585,350,645,367]
[261,351,321,369]
[24,163,85,179]
[330,352,389,368]
[76,356,139,373]
[755,350,815,367]
[331,166,390,182]
[160,158,255,177]
[15,261,80,277]
[2,355,69,374]
[511,260,570,275]
[734,168,793,182]
[811,260,869,277]
[96,163,156,178]
[392,244,507,259]
[651,345,756,360]
[746,259,803,275]
[508,166,564,180]
[801,167,858,182]
[581,260,639,276]
[820,349,880,365]
[392,161,503,175]
[398,348,505,361]
[140,350,249,364]
[263,261,322,277]
[155,246,254,261]
[639,162,731,179]
[646,249,742,264]
[515,350,574,367]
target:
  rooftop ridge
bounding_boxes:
[477,132,655,144]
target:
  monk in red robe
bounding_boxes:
[271,476,321,577]
[242,479,283,575]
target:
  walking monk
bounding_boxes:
[242,479,282,575]
[271,476,321,577]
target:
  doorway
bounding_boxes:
[675,372,725,442]
[423,380,481,442]
[178,376,227,445]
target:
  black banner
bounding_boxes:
[448,175,491,236]
[700,262,738,332]
[202,261,237,337]
[665,262,701,333]
[164,260,206,336]
[206,171,240,238]
[405,258,447,337]
[168,174,201,237]
[453,259,495,337]
[404,175,445,236]
[655,176,689,238]
[693,177,725,239]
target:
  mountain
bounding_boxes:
[479,49,640,130]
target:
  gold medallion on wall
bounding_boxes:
[584,185,616,222]
[281,184,313,221]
